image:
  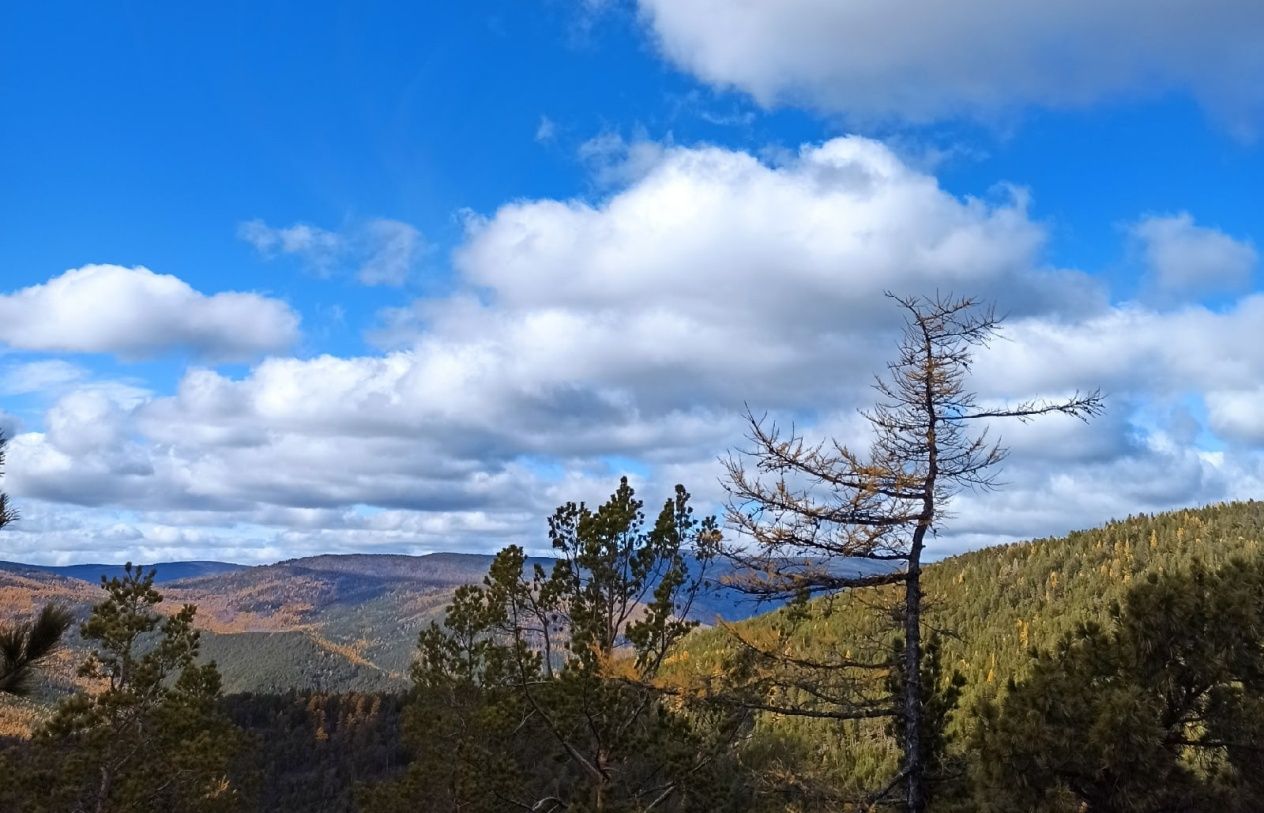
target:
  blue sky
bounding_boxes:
[3,1,1264,564]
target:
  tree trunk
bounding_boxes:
[903,538,925,813]
[903,323,936,813]
[594,746,608,812]
[95,765,112,813]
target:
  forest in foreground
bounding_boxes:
[2,499,1263,812]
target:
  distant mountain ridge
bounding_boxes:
[0,559,249,584]
[0,549,823,703]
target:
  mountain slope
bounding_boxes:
[0,549,792,701]
[893,500,1262,700]
[673,499,1264,793]
[690,500,1264,684]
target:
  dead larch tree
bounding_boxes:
[722,293,1103,811]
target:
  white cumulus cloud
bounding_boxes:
[0,265,299,361]
[637,0,1264,129]
[1206,388,1264,446]
[1129,212,1257,296]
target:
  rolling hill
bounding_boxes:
[6,500,1260,748]
[670,499,1264,793]
[0,552,538,703]
[0,548,814,714]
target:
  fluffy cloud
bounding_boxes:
[636,0,1264,128]
[240,218,425,286]
[973,297,1264,397]
[1206,389,1264,446]
[1129,213,1257,296]
[5,137,1263,563]
[0,265,299,360]
[453,138,1097,368]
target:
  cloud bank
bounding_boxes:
[637,0,1264,129]
[5,138,1263,563]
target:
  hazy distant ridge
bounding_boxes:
[0,560,249,584]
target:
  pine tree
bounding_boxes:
[0,431,17,530]
[0,603,73,696]
[367,479,751,812]
[884,634,966,807]
[0,430,74,698]
[972,557,1264,812]
[3,564,249,812]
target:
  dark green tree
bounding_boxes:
[0,602,73,696]
[884,634,966,807]
[972,557,1264,812]
[367,478,750,812]
[0,430,74,698]
[0,431,17,530]
[2,564,249,812]
[361,581,535,811]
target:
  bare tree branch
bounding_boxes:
[721,292,1103,812]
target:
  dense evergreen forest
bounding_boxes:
[673,499,1264,806]
[3,499,1263,811]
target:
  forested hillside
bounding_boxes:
[0,553,523,734]
[4,500,1259,715]
[923,500,1264,700]
[673,499,1264,797]
[712,499,1263,694]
